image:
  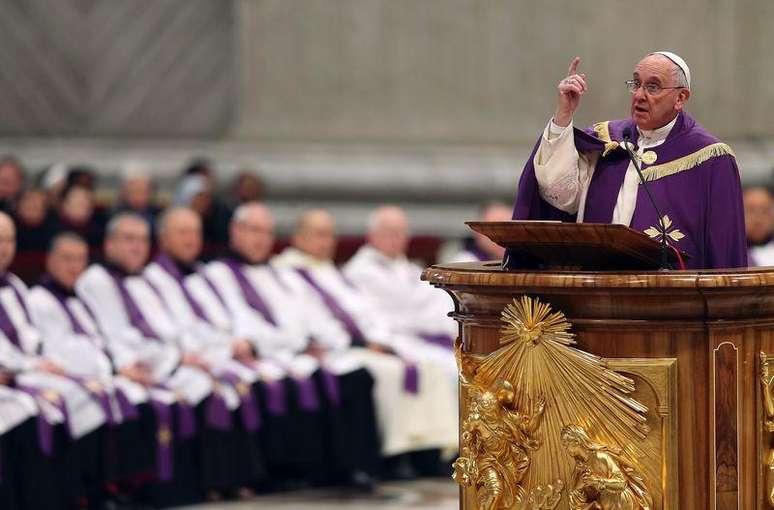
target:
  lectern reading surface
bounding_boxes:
[467,220,679,270]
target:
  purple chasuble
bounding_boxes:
[512,111,747,270]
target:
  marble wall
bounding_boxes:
[233,0,774,144]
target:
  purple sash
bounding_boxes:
[404,365,418,393]
[64,374,119,426]
[296,268,418,394]
[154,383,197,439]
[105,269,160,340]
[39,278,90,336]
[295,269,366,346]
[59,300,89,336]
[205,393,233,431]
[294,376,319,412]
[115,388,140,421]
[420,333,454,350]
[38,279,142,424]
[220,258,277,325]
[199,271,228,309]
[0,274,33,349]
[17,384,72,456]
[149,399,174,481]
[176,402,196,439]
[152,255,209,321]
[219,372,261,431]
[264,379,287,415]
[0,274,32,322]
[236,359,287,417]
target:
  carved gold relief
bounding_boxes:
[606,360,678,510]
[561,425,651,510]
[453,380,560,509]
[759,352,774,506]
[455,296,676,509]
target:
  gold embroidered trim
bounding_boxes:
[593,121,612,142]
[643,215,685,243]
[639,142,736,183]
[593,121,621,157]
[641,151,657,165]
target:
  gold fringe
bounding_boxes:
[593,121,612,143]
[639,142,736,183]
[593,121,621,157]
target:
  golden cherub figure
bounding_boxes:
[560,425,652,510]
[760,352,774,506]
[453,380,546,510]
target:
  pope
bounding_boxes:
[512,52,747,269]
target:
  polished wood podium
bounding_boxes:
[422,223,774,510]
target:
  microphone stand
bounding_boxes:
[622,133,671,270]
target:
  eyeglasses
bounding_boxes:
[112,233,149,243]
[625,80,685,95]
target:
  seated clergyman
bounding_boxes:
[206,203,384,488]
[0,213,108,509]
[75,213,259,502]
[27,232,157,497]
[343,205,457,346]
[272,207,459,474]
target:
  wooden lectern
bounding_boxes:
[422,221,774,510]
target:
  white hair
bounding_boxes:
[105,212,149,238]
[156,206,199,236]
[121,161,151,182]
[673,67,689,89]
[367,206,409,234]
[231,201,271,225]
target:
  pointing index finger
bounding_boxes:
[568,57,581,76]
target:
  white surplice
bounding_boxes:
[0,274,105,438]
[143,259,273,410]
[0,385,37,436]
[75,264,212,406]
[27,283,149,410]
[343,245,457,341]
[205,259,342,382]
[271,247,458,455]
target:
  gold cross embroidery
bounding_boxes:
[644,215,685,243]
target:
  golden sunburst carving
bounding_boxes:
[455,296,656,509]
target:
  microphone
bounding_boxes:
[621,127,670,270]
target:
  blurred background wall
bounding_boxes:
[0,0,772,236]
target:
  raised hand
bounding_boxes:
[554,57,588,127]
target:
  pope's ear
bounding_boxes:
[675,88,690,111]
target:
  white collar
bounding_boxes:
[637,114,678,143]
[362,244,406,265]
[272,246,332,269]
